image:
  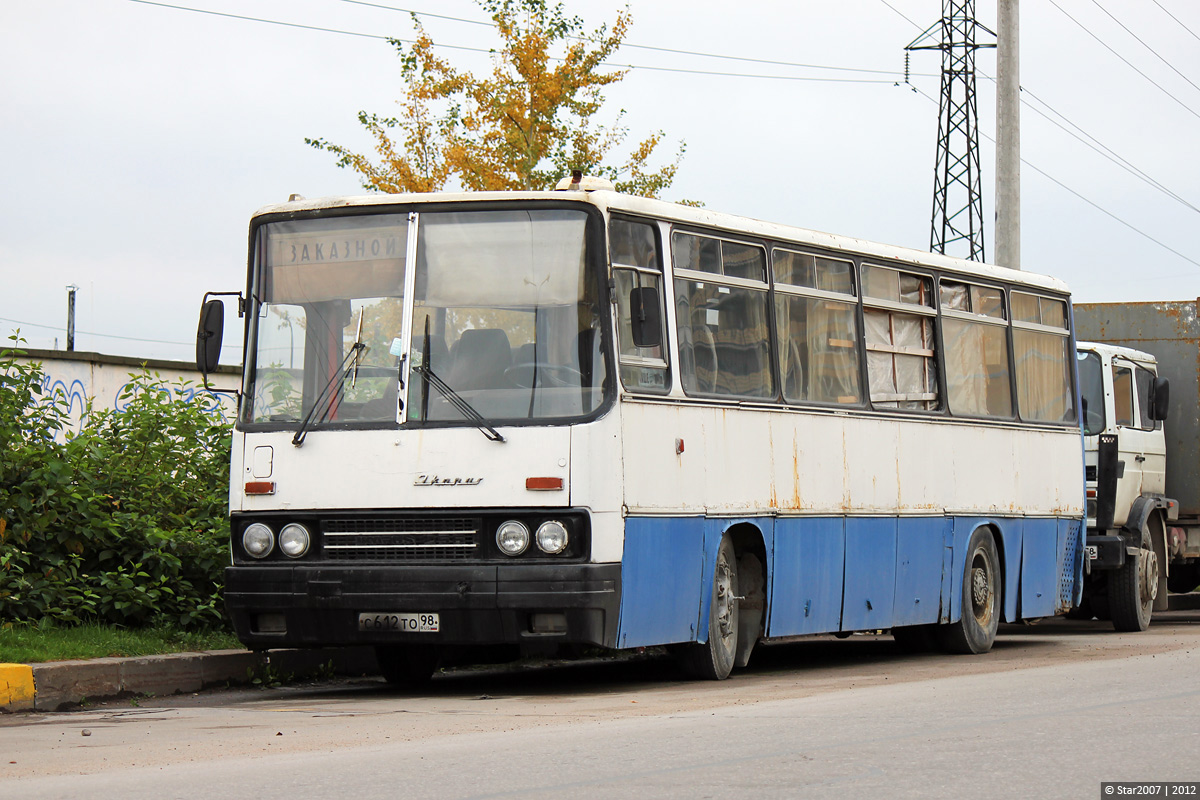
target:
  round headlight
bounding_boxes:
[278,523,311,558]
[496,520,530,556]
[535,520,569,554]
[243,523,274,558]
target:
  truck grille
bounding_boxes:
[322,517,480,562]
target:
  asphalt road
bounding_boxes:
[4,609,1200,800]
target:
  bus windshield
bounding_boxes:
[245,207,608,428]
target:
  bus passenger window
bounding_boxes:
[611,219,669,393]
[939,281,1012,418]
[862,265,938,410]
[773,249,861,405]
[673,232,773,399]
[1011,292,1075,423]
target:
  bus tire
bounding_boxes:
[676,535,739,680]
[375,644,440,686]
[1110,521,1157,632]
[941,527,1000,654]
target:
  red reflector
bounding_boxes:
[526,477,564,491]
[1086,488,1097,498]
[245,481,276,495]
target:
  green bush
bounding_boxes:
[0,335,232,630]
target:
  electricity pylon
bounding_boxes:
[907,0,995,262]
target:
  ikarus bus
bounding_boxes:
[196,175,1085,682]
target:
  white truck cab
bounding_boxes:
[1077,342,1173,630]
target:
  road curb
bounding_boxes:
[0,646,379,713]
[0,663,35,711]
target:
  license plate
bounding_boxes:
[358,612,440,633]
[1085,545,1099,560]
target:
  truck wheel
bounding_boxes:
[676,535,739,680]
[940,527,1000,654]
[1110,522,1157,632]
[376,644,440,686]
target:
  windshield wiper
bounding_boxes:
[292,315,369,447]
[411,363,506,443]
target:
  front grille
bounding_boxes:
[322,517,480,562]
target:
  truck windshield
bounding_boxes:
[1077,349,1105,436]
[244,207,608,428]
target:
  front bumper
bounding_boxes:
[1086,534,1128,570]
[224,563,621,649]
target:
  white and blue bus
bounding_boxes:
[197,176,1084,681]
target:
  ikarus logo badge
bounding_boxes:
[414,475,483,487]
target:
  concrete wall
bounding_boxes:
[12,348,240,432]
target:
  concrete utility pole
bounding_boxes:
[995,0,1021,269]
[65,284,78,351]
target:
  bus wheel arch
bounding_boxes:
[675,523,767,680]
[727,523,767,669]
[941,524,1001,654]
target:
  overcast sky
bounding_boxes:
[4,0,1199,364]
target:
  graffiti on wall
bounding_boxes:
[17,353,239,435]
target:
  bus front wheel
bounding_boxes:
[676,535,739,680]
[941,528,1000,654]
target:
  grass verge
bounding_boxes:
[0,623,243,664]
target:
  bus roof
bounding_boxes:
[253,188,1071,296]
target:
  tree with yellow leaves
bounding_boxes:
[307,0,684,197]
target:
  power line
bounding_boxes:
[1151,0,1200,46]
[1087,0,1200,97]
[341,0,932,79]
[1018,86,1199,214]
[1046,0,1200,122]
[0,316,242,351]
[883,0,1199,218]
[126,0,1200,265]
[907,83,1200,270]
[127,0,900,83]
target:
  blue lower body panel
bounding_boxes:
[615,514,1083,650]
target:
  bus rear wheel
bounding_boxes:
[676,535,739,680]
[1110,521,1157,632]
[941,528,1000,654]
[375,644,441,686]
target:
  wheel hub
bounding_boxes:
[971,565,990,610]
[1140,547,1159,605]
[715,560,735,640]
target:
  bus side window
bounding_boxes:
[611,218,669,393]
[1011,292,1075,423]
[862,265,938,411]
[772,248,861,405]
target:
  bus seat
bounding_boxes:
[448,329,512,390]
[514,342,537,364]
[414,332,451,371]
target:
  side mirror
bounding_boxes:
[629,287,662,349]
[196,299,224,375]
[1152,376,1170,421]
